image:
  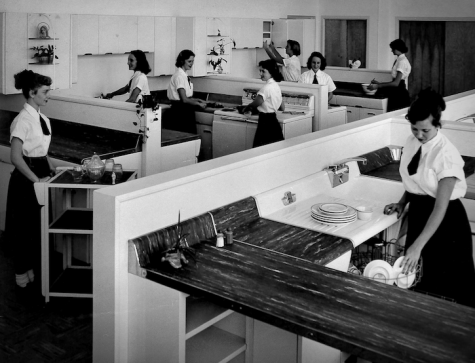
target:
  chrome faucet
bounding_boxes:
[324,157,367,188]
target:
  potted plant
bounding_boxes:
[31,44,58,64]
[208,57,227,74]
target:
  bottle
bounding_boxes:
[225,227,233,245]
[216,230,224,248]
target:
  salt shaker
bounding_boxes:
[111,172,116,185]
[216,230,224,248]
[225,227,233,245]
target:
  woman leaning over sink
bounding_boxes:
[166,49,207,134]
[384,88,475,308]
[298,52,336,103]
[242,59,285,148]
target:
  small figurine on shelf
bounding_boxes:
[37,22,50,39]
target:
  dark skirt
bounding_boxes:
[405,193,475,308]
[385,80,411,112]
[5,156,51,275]
[253,112,284,148]
[163,101,197,134]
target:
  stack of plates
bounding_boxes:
[311,203,357,226]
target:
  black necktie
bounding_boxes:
[313,74,318,84]
[39,115,50,136]
[187,76,191,86]
[407,146,421,176]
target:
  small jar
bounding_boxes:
[225,227,233,245]
[216,230,224,248]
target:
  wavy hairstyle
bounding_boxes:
[130,50,151,74]
[14,69,52,99]
[390,39,408,54]
[287,40,301,56]
[405,88,446,128]
[175,49,195,68]
[306,52,327,71]
[259,59,283,82]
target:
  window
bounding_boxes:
[324,19,367,68]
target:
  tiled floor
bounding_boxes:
[0,233,92,363]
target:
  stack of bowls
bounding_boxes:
[361,83,377,95]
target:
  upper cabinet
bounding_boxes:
[176,17,207,77]
[153,17,176,76]
[99,16,138,54]
[138,17,154,53]
[271,19,316,65]
[231,18,263,49]
[76,15,99,55]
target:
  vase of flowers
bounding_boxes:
[31,44,58,64]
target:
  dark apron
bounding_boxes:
[385,79,411,112]
[163,101,197,134]
[253,112,284,148]
[405,193,475,307]
[5,156,51,275]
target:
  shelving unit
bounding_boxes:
[206,17,232,75]
[36,169,137,302]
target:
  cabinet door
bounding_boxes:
[253,320,297,363]
[176,17,207,77]
[245,122,257,150]
[138,16,154,53]
[231,18,262,49]
[154,17,176,76]
[77,15,98,55]
[272,19,288,48]
[346,106,360,123]
[359,107,383,120]
[1,12,27,94]
[99,16,137,54]
[117,16,138,54]
[212,119,247,158]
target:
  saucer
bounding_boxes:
[363,260,394,285]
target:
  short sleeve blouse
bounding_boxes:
[297,70,336,92]
[167,68,193,101]
[399,132,466,199]
[392,54,411,80]
[10,103,51,157]
[129,71,150,102]
[281,55,301,82]
[257,79,282,113]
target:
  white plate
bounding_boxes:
[311,204,356,218]
[311,212,357,221]
[311,215,356,226]
[317,203,348,214]
[363,260,395,285]
[311,215,357,224]
[395,272,416,289]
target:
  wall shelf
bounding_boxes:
[29,37,59,40]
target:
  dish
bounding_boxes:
[355,206,373,221]
[363,260,394,285]
[311,204,355,217]
[361,83,377,95]
[396,272,416,289]
[311,213,356,222]
[318,203,348,214]
[311,217,356,226]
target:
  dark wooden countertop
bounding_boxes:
[334,81,389,100]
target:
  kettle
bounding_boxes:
[84,153,105,182]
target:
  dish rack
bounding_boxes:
[349,238,422,288]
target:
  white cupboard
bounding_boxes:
[271,19,316,65]
[331,95,387,123]
[153,17,176,76]
[137,16,154,53]
[176,17,207,77]
[98,16,138,54]
[76,15,99,55]
[231,18,262,49]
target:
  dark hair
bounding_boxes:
[390,39,408,53]
[175,49,195,68]
[405,88,446,127]
[287,40,301,56]
[14,69,52,99]
[258,59,283,82]
[306,52,327,70]
[130,50,151,74]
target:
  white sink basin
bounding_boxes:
[254,165,405,247]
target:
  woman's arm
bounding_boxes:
[177,88,207,109]
[263,41,284,65]
[368,72,403,90]
[384,190,410,218]
[242,95,264,114]
[10,137,49,182]
[126,87,141,103]
[105,84,129,99]
[279,100,285,112]
[401,177,456,274]
[328,92,334,102]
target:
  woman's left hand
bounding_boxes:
[401,242,422,275]
[368,83,378,91]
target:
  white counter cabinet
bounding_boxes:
[331,95,387,123]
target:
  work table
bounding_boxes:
[334,81,389,99]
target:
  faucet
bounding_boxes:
[325,157,367,188]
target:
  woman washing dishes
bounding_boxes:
[368,39,411,111]
[166,49,207,133]
[298,52,336,102]
[263,40,301,82]
[105,50,151,103]
[6,70,56,292]
[242,59,285,148]
[384,88,475,308]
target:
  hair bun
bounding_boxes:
[14,69,34,90]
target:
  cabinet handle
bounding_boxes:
[367,113,376,116]
[84,53,92,55]
[105,53,112,55]
[203,130,212,134]
[347,110,353,113]
[355,105,362,108]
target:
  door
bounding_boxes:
[138,17,154,53]
[77,15,99,55]
[346,106,360,123]
[212,118,247,158]
[271,19,287,48]
[359,108,383,120]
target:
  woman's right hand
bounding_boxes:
[37,176,51,183]
[104,93,113,99]
[384,202,404,218]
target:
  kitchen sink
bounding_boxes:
[254,163,405,247]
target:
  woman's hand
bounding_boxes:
[196,99,207,110]
[384,203,404,218]
[367,83,378,91]
[37,176,51,183]
[401,242,422,275]
[104,93,113,99]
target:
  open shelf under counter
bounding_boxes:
[49,208,93,233]
[186,325,246,363]
[49,267,93,298]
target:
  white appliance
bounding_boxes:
[212,89,315,158]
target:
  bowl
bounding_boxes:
[361,83,377,95]
[356,206,373,221]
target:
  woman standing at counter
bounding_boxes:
[166,49,207,133]
[6,70,56,290]
[263,40,301,82]
[105,50,151,103]
[384,89,475,308]
[242,59,285,148]
[298,52,336,102]
[368,39,411,112]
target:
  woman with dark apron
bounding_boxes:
[166,49,207,133]
[368,39,411,112]
[384,89,475,308]
[5,70,56,290]
[242,59,285,148]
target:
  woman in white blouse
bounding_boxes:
[6,70,56,290]
[105,50,151,103]
[298,52,336,102]
[368,39,411,111]
[384,89,475,308]
[263,40,301,82]
[242,59,285,147]
[166,49,207,133]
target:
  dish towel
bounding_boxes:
[407,146,422,175]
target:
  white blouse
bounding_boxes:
[167,68,193,101]
[399,131,466,200]
[129,71,150,102]
[10,103,51,157]
[257,79,282,113]
[281,55,301,82]
[392,54,411,80]
[298,70,336,92]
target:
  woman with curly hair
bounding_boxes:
[298,52,336,102]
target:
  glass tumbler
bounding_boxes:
[71,165,83,182]
[105,159,115,172]
[112,164,123,181]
